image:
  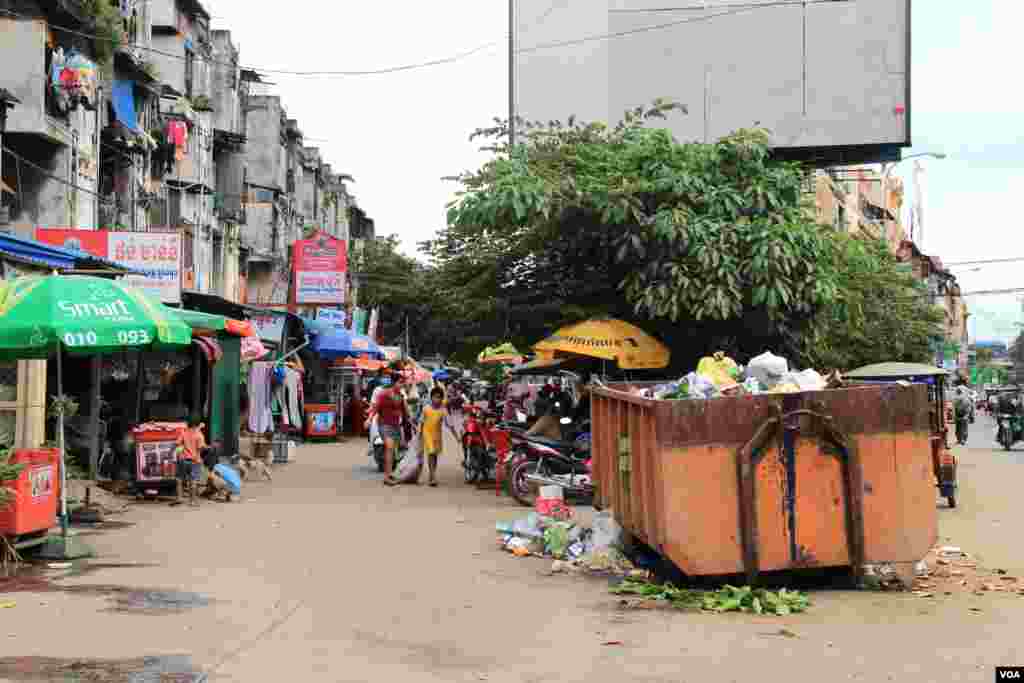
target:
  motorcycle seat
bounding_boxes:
[523,434,575,450]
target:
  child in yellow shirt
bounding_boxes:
[419,387,455,486]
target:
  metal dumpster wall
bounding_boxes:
[591,383,937,578]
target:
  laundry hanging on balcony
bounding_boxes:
[50,48,97,114]
[112,79,140,133]
[166,120,189,162]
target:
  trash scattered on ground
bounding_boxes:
[908,543,1021,598]
[497,510,636,575]
[759,628,800,638]
[0,601,15,609]
[610,581,810,615]
[601,640,624,646]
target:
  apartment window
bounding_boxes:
[185,48,195,98]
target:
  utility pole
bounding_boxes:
[94,86,102,230]
[405,313,411,360]
[508,0,516,148]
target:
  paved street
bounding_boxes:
[0,422,1022,682]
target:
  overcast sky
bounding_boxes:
[208,1,1020,341]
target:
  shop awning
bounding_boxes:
[171,307,252,337]
[0,232,132,272]
[193,336,223,363]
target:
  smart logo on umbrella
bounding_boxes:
[57,299,135,322]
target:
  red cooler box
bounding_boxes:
[305,404,338,438]
[0,449,59,536]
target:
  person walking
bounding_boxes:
[418,387,459,487]
[367,362,412,486]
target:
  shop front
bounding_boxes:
[0,233,133,450]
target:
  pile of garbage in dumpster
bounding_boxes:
[632,351,841,401]
[497,505,641,576]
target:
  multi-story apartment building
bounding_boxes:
[0,0,371,311]
[0,0,105,233]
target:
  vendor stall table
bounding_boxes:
[132,422,185,495]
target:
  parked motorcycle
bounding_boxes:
[368,423,408,472]
[504,416,593,507]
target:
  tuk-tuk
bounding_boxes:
[846,362,958,508]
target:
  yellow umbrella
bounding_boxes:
[532,318,670,370]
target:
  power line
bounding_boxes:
[0,7,501,77]
[944,257,1024,268]
[2,145,113,205]
[2,0,850,78]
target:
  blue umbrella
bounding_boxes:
[311,327,385,360]
[433,369,452,381]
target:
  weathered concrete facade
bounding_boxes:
[1,0,372,315]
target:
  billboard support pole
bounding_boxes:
[508,0,516,149]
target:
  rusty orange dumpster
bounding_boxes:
[591,382,937,582]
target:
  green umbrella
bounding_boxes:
[0,275,193,558]
[0,274,192,358]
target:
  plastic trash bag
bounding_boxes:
[395,449,422,484]
[696,354,740,388]
[787,369,826,392]
[511,513,545,540]
[544,522,574,559]
[591,510,624,551]
[684,372,717,400]
[747,351,790,389]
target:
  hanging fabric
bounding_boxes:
[248,362,273,434]
[283,368,303,428]
[112,79,139,132]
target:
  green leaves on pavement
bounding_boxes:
[610,580,810,615]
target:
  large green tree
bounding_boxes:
[426,101,942,371]
[350,236,503,360]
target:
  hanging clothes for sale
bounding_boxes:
[193,337,223,419]
[283,367,303,428]
[248,362,273,435]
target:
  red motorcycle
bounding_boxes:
[462,405,496,483]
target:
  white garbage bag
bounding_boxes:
[786,369,827,392]
[590,510,624,551]
[747,351,790,389]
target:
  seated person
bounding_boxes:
[527,399,563,442]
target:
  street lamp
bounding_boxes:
[882,152,946,248]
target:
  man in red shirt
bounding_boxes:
[368,362,411,486]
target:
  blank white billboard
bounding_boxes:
[514,0,910,163]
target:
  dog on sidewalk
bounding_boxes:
[234,455,273,482]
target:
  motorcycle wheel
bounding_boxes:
[947,495,957,508]
[373,446,385,472]
[464,456,480,484]
[508,458,540,508]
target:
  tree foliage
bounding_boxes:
[351,236,473,359]
[424,100,943,371]
[802,237,945,370]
